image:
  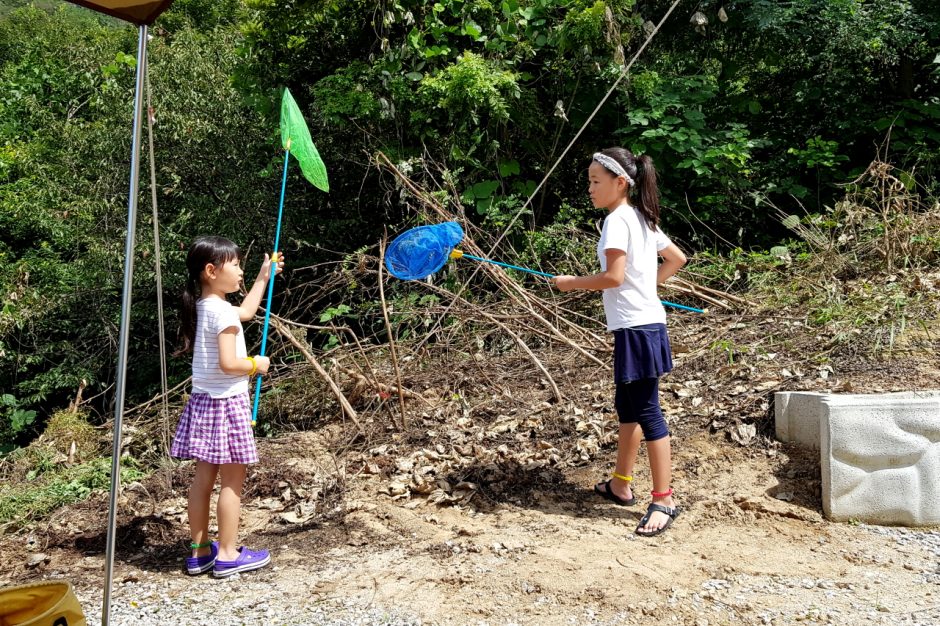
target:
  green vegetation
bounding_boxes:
[1,0,938,453]
[0,454,145,526]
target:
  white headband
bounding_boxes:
[593,152,635,186]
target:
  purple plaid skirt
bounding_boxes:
[171,391,259,464]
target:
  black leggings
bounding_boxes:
[614,377,669,441]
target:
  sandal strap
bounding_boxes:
[645,503,678,518]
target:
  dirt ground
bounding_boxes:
[2,312,940,625]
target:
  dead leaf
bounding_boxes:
[730,423,757,446]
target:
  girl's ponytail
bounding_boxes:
[634,154,660,230]
[597,147,661,230]
[177,275,198,355]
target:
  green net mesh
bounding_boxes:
[280,88,329,192]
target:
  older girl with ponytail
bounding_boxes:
[554,148,687,536]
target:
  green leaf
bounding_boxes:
[10,408,36,433]
[464,21,482,39]
[405,71,424,81]
[469,180,500,198]
[498,159,520,177]
[425,45,451,58]
[475,196,494,214]
[873,117,893,131]
[898,171,916,191]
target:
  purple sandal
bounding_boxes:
[186,541,218,575]
[212,546,271,578]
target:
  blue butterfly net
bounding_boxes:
[385,221,465,280]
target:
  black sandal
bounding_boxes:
[593,479,636,506]
[635,503,680,537]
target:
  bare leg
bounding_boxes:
[188,461,219,557]
[597,423,643,500]
[217,463,247,562]
[637,435,676,533]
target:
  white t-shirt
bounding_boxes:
[191,297,249,398]
[597,203,672,331]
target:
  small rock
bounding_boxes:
[26,553,49,569]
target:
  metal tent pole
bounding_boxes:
[102,23,148,626]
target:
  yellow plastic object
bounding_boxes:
[449,249,464,260]
[0,581,86,626]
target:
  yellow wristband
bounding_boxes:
[244,356,257,377]
[612,472,632,482]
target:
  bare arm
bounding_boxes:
[217,329,270,375]
[553,249,626,292]
[657,243,687,285]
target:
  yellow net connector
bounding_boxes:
[271,252,280,264]
[449,249,464,260]
[285,137,292,151]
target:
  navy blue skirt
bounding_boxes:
[613,323,673,383]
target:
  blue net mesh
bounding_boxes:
[385,222,465,280]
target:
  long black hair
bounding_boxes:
[177,236,241,354]
[598,147,660,229]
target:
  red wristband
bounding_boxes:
[651,488,673,498]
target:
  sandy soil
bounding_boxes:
[3,312,939,625]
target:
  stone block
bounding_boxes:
[820,395,940,526]
[774,391,827,448]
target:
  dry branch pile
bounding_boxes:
[36,157,924,517]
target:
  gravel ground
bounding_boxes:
[76,574,425,626]
[729,524,940,626]
[70,522,940,626]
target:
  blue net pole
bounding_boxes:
[251,146,290,425]
[460,253,703,312]
[460,253,554,278]
[659,300,705,314]
[384,222,704,313]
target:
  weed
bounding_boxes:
[0,456,145,527]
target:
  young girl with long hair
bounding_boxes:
[553,148,687,536]
[172,235,282,575]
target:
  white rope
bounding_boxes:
[144,53,170,442]
[484,0,682,260]
[417,0,683,347]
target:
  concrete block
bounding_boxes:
[775,389,940,449]
[774,391,827,448]
[820,395,940,526]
